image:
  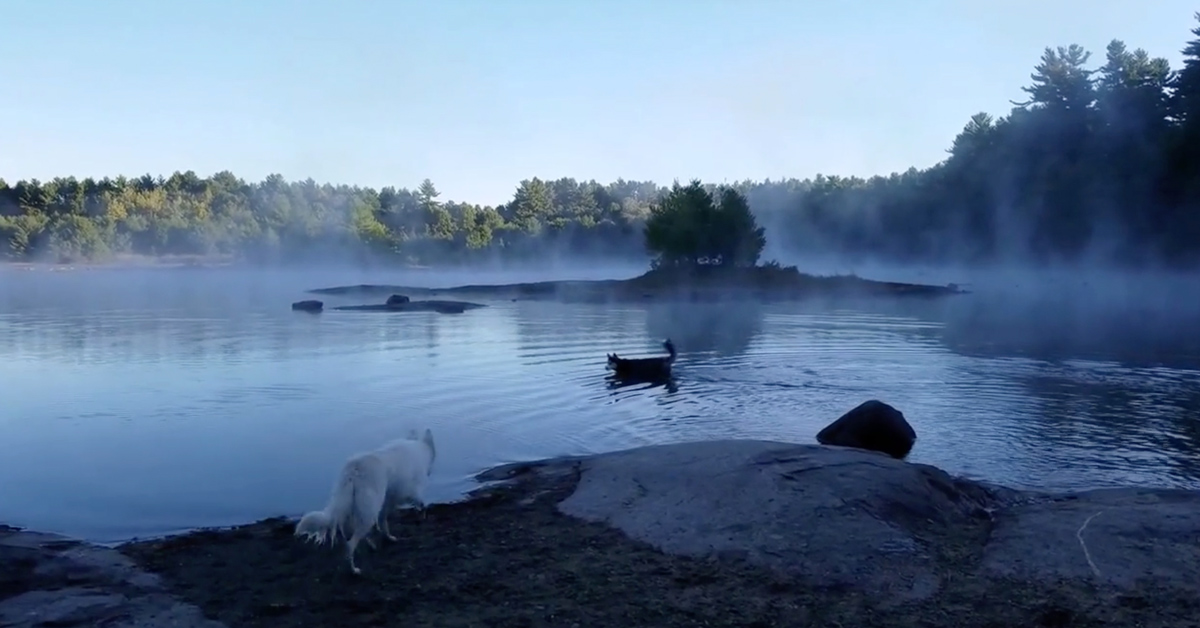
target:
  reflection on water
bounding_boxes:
[643,299,764,356]
[0,266,1198,543]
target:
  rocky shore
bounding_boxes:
[0,525,221,627]
[4,440,1200,628]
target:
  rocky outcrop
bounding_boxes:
[290,299,323,312]
[482,440,1200,604]
[816,399,917,459]
[0,525,225,628]
[386,294,411,305]
[536,441,999,601]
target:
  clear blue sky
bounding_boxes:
[1,0,1196,206]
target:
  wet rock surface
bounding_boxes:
[0,525,224,628]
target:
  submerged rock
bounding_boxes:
[386,294,411,305]
[290,300,323,312]
[332,299,483,314]
[816,399,917,459]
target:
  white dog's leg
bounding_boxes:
[378,493,398,542]
[400,495,428,521]
[379,510,397,542]
[346,530,368,575]
[415,487,428,520]
[409,494,428,521]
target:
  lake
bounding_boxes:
[1,263,1199,544]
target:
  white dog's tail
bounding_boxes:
[295,454,387,546]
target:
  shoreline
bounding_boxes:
[0,256,427,273]
[0,256,238,273]
[5,440,1199,627]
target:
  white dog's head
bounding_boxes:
[403,427,437,470]
[294,511,336,545]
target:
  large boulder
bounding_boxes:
[290,299,323,312]
[543,440,999,601]
[816,399,917,459]
[386,294,411,305]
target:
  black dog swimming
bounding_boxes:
[606,339,677,383]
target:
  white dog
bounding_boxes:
[294,428,437,574]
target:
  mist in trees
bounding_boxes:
[4,15,1200,269]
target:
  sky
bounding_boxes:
[1,0,1197,206]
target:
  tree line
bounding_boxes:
[4,15,1200,268]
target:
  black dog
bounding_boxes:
[606,339,677,382]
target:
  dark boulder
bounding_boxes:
[816,400,917,459]
[291,299,323,312]
[386,294,411,305]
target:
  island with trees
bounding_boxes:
[308,180,965,303]
[4,16,1200,273]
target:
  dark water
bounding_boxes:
[1,264,1198,544]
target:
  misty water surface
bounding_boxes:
[1,264,1198,543]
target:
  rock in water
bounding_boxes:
[291,299,323,312]
[816,399,917,459]
[386,294,411,305]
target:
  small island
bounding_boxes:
[310,181,966,303]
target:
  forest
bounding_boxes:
[3,16,1200,269]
